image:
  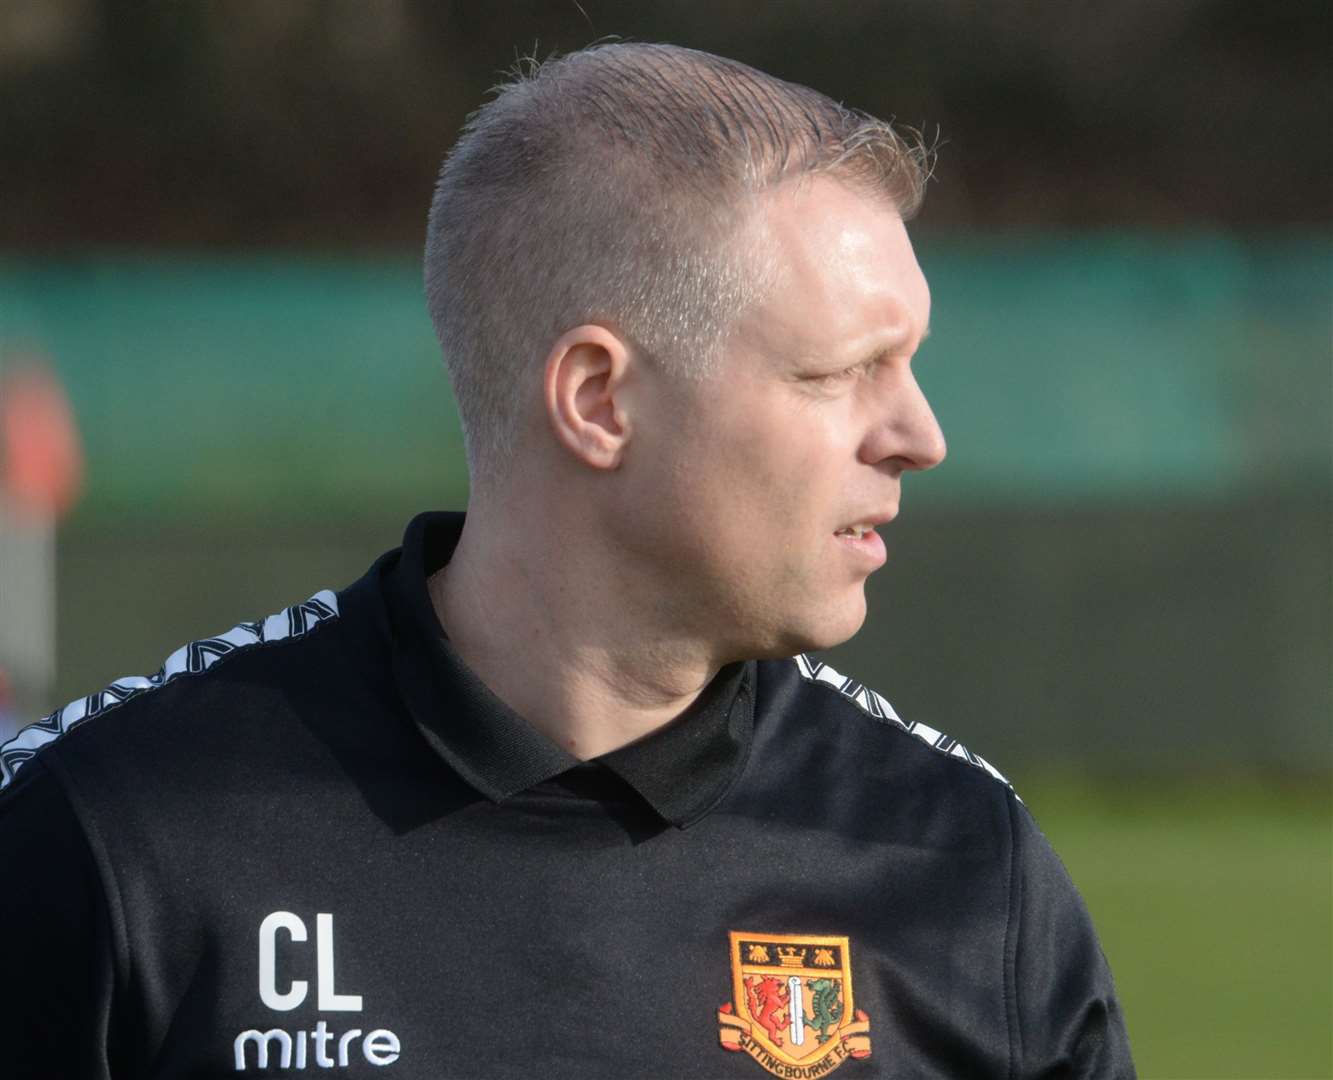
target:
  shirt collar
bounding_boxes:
[380,511,754,828]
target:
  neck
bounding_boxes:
[429,497,721,760]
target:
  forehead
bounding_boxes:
[733,177,929,363]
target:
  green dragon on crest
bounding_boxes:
[803,977,844,1044]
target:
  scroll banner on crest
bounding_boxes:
[718,1004,871,1078]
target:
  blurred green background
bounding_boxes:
[1,2,1329,1077]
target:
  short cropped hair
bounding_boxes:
[424,42,932,482]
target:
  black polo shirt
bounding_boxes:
[0,512,1134,1079]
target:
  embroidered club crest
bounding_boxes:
[718,931,871,1077]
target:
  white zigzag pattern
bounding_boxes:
[0,590,340,792]
[792,654,1014,791]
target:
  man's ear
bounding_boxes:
[543,324,634,470]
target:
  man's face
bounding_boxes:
[615,176,945,660]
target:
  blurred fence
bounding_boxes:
[2,234,1328,513]
[1,233,1329,777]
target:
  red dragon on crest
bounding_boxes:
[743,975,789,1046]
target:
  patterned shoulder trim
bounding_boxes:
[793,654,1015,793]
[0,590,339,792]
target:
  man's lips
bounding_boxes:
[833,509,898,538]
[833,514,893,566]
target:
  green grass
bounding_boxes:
[1024,778,1332,1080]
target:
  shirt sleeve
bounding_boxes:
[0,757,117,1079]
[1008,793,1137,1079]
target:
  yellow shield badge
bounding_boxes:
[717,931,871,1078]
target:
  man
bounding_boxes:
[0,43,1133,1079]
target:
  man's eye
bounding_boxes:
[811,363,867,384]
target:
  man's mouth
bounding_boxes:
[833,517,891,568]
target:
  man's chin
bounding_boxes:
[764,597,868,659]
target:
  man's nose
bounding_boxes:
[859,369,947,472]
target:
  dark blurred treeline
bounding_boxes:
[1,0,1329,248]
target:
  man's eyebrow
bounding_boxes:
[818,325,930,372]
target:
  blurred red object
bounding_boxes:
[1,360,84,521]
